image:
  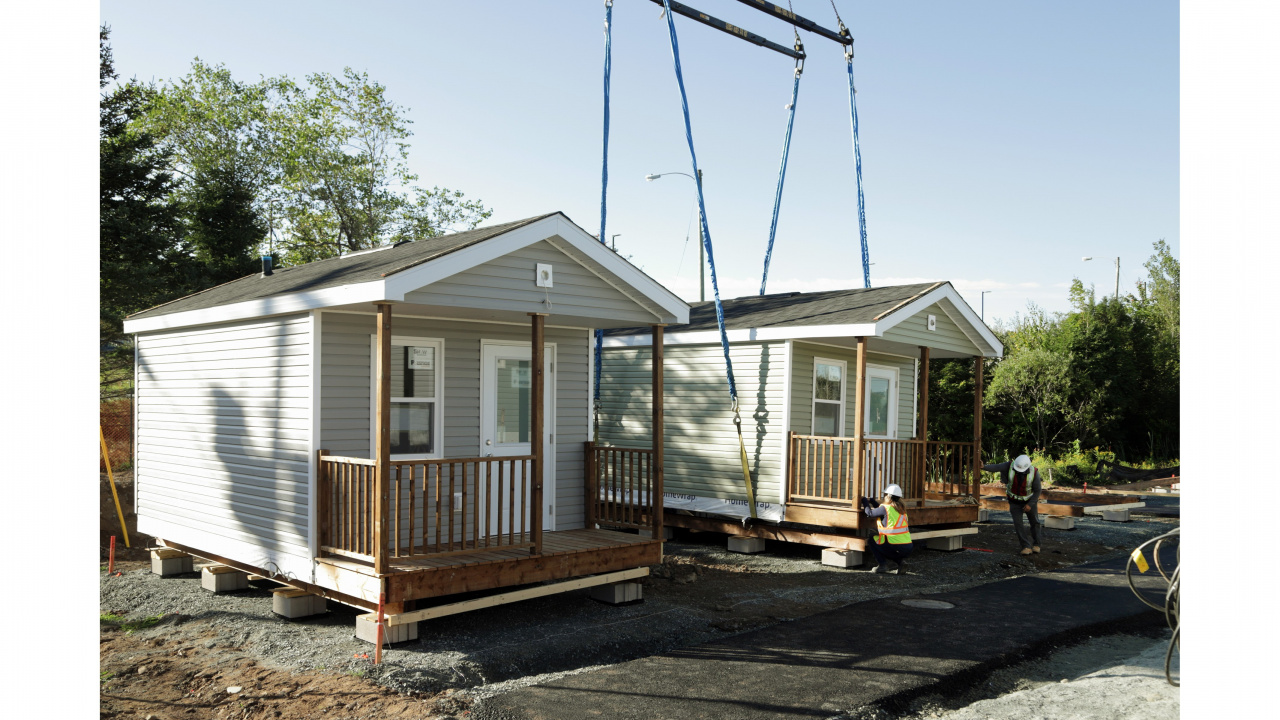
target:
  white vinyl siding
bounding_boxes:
[883,300,983,356]
[790,342,917,440]
[134,314,314,580]
[598,341,787,505]
[404,241,658,325]
[320,313,590,530]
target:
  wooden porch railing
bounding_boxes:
[318,452,537,566]
[585,442,660,533]
[787,432,978,505]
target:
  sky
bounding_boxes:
[99,0,1178,325]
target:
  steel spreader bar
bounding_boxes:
[730,0,851,46]
[647,0,805,60]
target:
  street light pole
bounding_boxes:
[610,234,621,251]
[980,291,991,322]
[1082,256,1121,300]
[646,169,705,302]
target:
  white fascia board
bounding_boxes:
[603,323,877,347]
[548,216,690,324]
[872,284,1004,358]
[123,281,389,334]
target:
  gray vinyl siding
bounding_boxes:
[790,342,917,440]
[134,314,313,577]
[404,241,658,325]
[882,301,983,356]
[319,313,590,530]
[598,341,788,505]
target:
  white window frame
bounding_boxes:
[863,364,899,440]
[811,356,847,437]
[369,335,445,461]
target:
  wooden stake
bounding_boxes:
[100,426,130,548]
[108,535,116,574]
[374,592,385,665]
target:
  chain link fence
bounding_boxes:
[101,398,133,471]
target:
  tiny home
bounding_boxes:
[598,282,1002,551]
[123,212,688,621]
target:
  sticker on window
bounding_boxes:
[511,366,531,388]
[408,346,434,370]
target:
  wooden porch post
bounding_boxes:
[374,303,392,574]
[529,313,547,556]
[972,354,984,498]
[850,337,868,506]
[917,346,930,496]
[651,324,665,542]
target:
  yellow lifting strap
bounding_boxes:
[732,406,757,519]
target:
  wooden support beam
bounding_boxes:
[584,441,598,528]
[529,313,546,556]
[977,496,1084,517]
[317,449,330,555]
[917,346,930,499]
[665,513,867,551]
[384,568,649,626]
[972,355,984,498]
[851,337,867,503]
[651,324,666,545]
[374,303,392,575]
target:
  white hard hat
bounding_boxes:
[884,484,904,499]
[1012,455,1032,473]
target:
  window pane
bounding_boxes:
[391,345,435,399]
[814,402,840,437]
[816,363,843,401]
[391,401,433,454]
[868,376,890,436]
[496,358,531,444]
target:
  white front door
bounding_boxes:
[480,342,555,533]
[863,366,899,439]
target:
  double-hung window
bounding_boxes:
[812,357,846,437]
[371,336,444,459]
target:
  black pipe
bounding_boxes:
[647,0,805,60]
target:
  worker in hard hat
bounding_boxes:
[859,484,913,575]
[983,454,1042,555]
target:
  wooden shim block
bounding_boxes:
[385,567,649,626]
[203,564,242,575]
[909,527,978,541]
[150,548,188,560]
[273,587,312,599]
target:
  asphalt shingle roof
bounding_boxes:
[606,282,945,335]
[127,213,559,320]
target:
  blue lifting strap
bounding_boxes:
[759,58,803,296]
[592,0,614,443]
[661,0,756,518]
[845,43,871,288]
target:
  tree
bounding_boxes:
[183,166,266,289]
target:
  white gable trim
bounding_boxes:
[124,213,690,335]
[873,284,1003,357]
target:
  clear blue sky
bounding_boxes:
[101,0,1178,324]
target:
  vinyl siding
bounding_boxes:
[882,300,983,356]
[599,341,787,505]
[404,241,658,325]
[319,313,590,530]
[134,314,314,580]
[790,342,917,440]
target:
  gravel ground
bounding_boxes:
[101,497,1178,708]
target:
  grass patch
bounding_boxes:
[100,612,165,634]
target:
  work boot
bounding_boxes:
[895,561,906,575]
[1032,545,1041,554]
[872,563,888,574]
[1019,547,1033,556]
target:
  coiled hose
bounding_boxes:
[1125,527,1179,686]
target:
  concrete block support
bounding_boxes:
[201,566,249,593]
[150,548,193,577]
[821,548,863,568]
[976,509,991,522]
[355,614,418,645]
[727,537,767,554]
[1044,516,1076,530]
[1102,508,1131,522]
[926,536,964,552]
[272,588,329,618]
[588,582,644,605]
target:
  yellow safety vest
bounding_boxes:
[875,505,912,545]
[1006,466,1037,502]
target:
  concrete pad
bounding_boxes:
[1102,508,1131,522]
[925,535,964,552]
[151,555,193,577]
[821,548,863,568]
[355,613,418,645]
[272,588,328,618]
[200,566,249,593]
[1045,515,1076,530]
[588,582,643,605]
[727,536,766,554]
